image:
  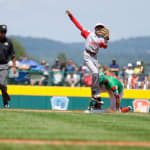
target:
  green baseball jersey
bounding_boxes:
[99,75,123,96]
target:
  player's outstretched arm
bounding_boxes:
[66,10,84,31]
[66,10,90,39]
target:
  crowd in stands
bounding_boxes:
[7,57,150,89]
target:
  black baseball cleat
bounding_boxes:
[91,97,104,105]
[93,93,101,99]
[88,97,104,111]
[91,97,104,110]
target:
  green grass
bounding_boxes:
[0,110,149,141]
[0,110,150,149]
[0,144,150,150]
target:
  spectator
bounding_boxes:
[126,63,134,89]
[18,64,30,71]
[145,74,150,89]
[60,61,67,72]
[65,59,79,87]
[83,73,92,86]
[18,56,24,62]
[119,66,127,88]
[30,73,42,86]
[8,60,20,79]
[103,64,109,75]
[103,64,119,79]
[16,57,31,85]
[20,57,39,71]
[39,59,47,71]
[39,63,50,85]
[109,59,120,76]
[134,61,143,74]
[82,65,89,78]
[20,56,28,65]
[131,73,138,89]
[28,60,45,86]
[74,64,81,83]
[98,64,103,72]
[136,69,148,89]
[80,65,90,86]
[51,58,61,72]
[51,58,64,85]
[8,60,20,68]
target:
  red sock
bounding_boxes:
[121,107,129,112]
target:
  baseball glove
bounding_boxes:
[99,27,110,41]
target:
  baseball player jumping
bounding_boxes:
[66,10,109,108]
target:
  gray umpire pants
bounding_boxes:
[0,68,10,106]
[83,51,100,97]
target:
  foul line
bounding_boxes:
[0,109,84,113]
[0,139,150,147]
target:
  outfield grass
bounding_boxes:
[0,110,149,142]
[0,144,150,150]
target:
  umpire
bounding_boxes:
[0,24,16,108]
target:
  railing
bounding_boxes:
[7,69,150,89]
[7,70,84,86]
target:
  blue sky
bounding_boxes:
[0,0,150,43]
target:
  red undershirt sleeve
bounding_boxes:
[81,30,90,39]
[99,39,107,49]
[68,14,90,39]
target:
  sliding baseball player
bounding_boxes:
[98,72,132,112]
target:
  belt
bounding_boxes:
[86,50,96,55]
[0,62,7,65]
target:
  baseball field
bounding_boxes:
[0,109,150,150]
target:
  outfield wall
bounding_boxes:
[0,85,150,112]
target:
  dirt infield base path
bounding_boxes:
[0,139,150,147]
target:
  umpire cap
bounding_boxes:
[0,25,7,32]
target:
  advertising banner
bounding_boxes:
[51,96,69,110]
[133,99,150,113]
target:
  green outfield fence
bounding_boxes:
[0,85,149,113]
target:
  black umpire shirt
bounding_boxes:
[0,37,15,65]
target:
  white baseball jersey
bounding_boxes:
[85,33,105,54]
[68,13,107,54]
[68,12,108,96]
